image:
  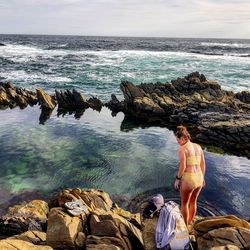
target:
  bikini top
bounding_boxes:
[186,155,201,166]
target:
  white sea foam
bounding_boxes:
[0,70,72,83]
[201,42,250,48]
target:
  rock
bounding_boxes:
[0,200,49,237]
[141,216,158,250]
[106,72,250,158]
[0,82,37,108]
[88,209,143,250]
[46,207,84,250]
[36,88,57,110]
[235,90,250,104]
[0,89,10,105]
[49,188,113,212]
[55,89,89,109]
[105,94,124,115]
[86,235,124,250]
[1,238,51,249]
[0,42,5,46]
[9,230,46,245]
[0,239,53,250]
[88,96,103,111]
[75,231,86,248]
[194,215,250,249]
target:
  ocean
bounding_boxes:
[0,35,249,218]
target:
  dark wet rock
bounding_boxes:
[0,42,5,46]
[105,94,125,116]
[55,89,89,110]
[106,72,250,158]
[235,90,250,104]
[36,88,57,110]
[88,96,103,111]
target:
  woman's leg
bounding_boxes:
[180,181,192,225]
[188,186,202,224]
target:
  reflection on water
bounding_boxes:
[0,106,249,218]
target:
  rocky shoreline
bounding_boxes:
[0,188,249,250]
[0,72,249,158]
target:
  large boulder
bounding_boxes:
[36,88,57,110]
[194,215,250,249]
[0,200,49,237]
[46,207,84,250]
[87,208,143,250]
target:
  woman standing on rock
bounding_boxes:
[174,125,206,226]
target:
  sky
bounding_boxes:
[0,0,249,39]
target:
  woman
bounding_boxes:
[174,125,206,226]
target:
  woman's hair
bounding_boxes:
[175,125,191,140]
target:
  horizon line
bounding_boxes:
[0,33,249,41]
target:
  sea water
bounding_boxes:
[0,35,249,217]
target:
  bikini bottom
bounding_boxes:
[182,172,204,189]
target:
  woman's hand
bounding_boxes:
[202,179,206,187]
[174,179,180,190]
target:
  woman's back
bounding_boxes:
[182,141,202,173]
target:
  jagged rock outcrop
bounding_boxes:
[0,200,49,237]
[55,89,90,110]
[36,88,57,110]
[0,81,37,109]
[106,72,250,157]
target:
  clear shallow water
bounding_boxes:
[0,35,250,101]
[0,106,249,218]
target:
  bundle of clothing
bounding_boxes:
[143,194,192,250]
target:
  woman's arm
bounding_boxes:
[177,146,186,178]
[174,146,186,189]
[200,149,206,176]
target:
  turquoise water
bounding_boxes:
[0,106,249,217]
